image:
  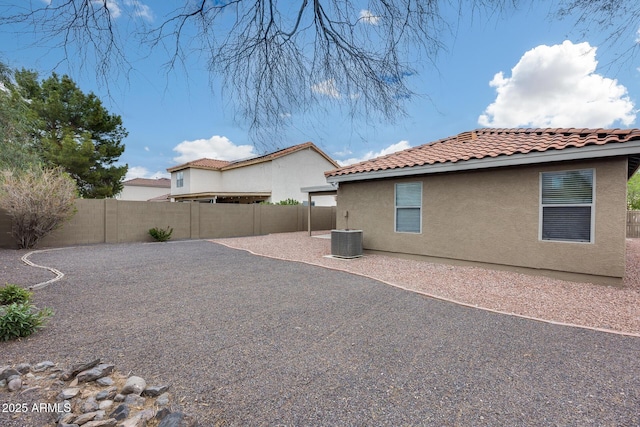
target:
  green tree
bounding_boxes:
[0,63,40,172]
[14,71,128,198]
[628,172,640,210]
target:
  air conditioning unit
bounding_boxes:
[331,229,363,258]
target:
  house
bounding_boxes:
[167,142,339,206]
[118,177,171,201]
[325,128,640,285]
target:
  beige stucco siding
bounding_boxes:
[336,157,627,278]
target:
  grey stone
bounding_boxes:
[95,386,117,401]
[154,407,171,421]
[94,410,106,421]
[15,363,31,374]
[109,403,130,421]
[82,419,117,427]
[57,423,80,427]
[58,412,76,424]
[74,411,100,425]
[156,392,170,406]
[0,367,20,381]
[98,400,113,411]
[113,393,126,402]
[77,364,114,383]
[58,387,80,400]
[158,412,198,427]
[61,359,100,381]
[0,379,6,387]
[82,396,99,413]
[124,394,145,406]
[32,360,55,372]
[7,377,22,392]
[121,376,146,395]
[120,409,155,427]
[96,377,114,386]
[142,384,169,397]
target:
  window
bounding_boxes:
[176,171,184,188]
[395,182,422,233]
[540,169,594,243]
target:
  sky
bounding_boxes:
[0,1,639,180]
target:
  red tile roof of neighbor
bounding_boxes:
[123,178,171,188]
[325,128,640,178]
[167,142,339,173]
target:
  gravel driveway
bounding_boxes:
[1,240,639,426]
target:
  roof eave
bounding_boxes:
[326,140,640,184]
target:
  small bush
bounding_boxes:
[0,302,53,341]
[0,283,32,304]
[149,226,173,242]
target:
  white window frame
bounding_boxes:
[539,168,595,243]
[176,171,184,188]
[395,182,422,234]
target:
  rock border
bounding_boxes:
[0,360,197,427]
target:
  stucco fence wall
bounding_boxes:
[0,199,337,249]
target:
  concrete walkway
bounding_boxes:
[1,241,639,426]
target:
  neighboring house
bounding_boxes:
[167,142,339,206]
[118,178,171,201]
[325,128,640,284]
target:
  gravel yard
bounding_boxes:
[0,236,639,425]
[214,231,640,336]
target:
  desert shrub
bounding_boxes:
[0,167,77,249]
[0,302,53,341]
[276,198,300,205]
[149,226,173,242]
[0,283,32,305]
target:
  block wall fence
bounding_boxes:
[0,199,337,249]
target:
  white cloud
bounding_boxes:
[359,9,380,25]
[311,79,341,98]
[478,40,636,128]
[144,146,150,152]
[636,27,640,44]
[125,166,169,180]
[93,0,122,18]
[172,135,255,164]
[338,140,411,166]
[124,0,153,21]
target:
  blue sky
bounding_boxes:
[1,1,639,180]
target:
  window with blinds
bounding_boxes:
[176,171,184,188]
[395,182,422,233]
[540,169,594,242]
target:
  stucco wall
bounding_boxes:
[335,158,628,279]
[118,185,169,201]
[0,200,336,248]
[271,148,338,205]
[222,162,272,193]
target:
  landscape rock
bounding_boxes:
[121,376,146,395]
[0,367,20,381]
[15,363,31,374]
[96,386,117,401]
[58,423,80,427]
[114,393,126,402]
[157,412,198,427]
[61,359,101,381]
[7,377,22,392]
[109,403,130,421]
[124,394,146,406]
[32,360,56,372]
[142,384,170,397]
[156,392,170,406]
[82,419,117,427]
[77,364,115,383]
[58,387,81,400]
[119,409,155,427]
[96,377,114,386]
[82,396,100,413]
[74,410,100,425]
[98,400,113,411]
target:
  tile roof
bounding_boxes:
[222,142,339,170]
[326,128,640,178]
[122,177,171,188]
[167,158,232,172]
[167,142,339,172]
